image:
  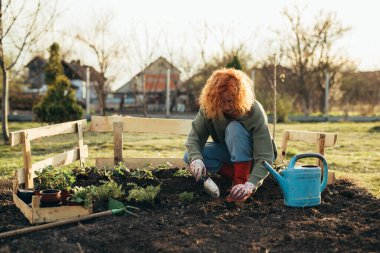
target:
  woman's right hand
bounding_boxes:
[189,159,206,181]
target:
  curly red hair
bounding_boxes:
[199,68,255,119]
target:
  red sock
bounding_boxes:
[232,161,252,186]
[218,163,234,180]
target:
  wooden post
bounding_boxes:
[317,133,326,179]
[113,122,123,165]
[77,122,84,167]
[21,132,33,189]
[280,130,289,162]
[86,67,91,117]
[166,69,171,117]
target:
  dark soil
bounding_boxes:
[0,167,379,253]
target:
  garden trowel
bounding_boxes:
[200,175,220,198]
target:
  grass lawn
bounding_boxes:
[1,120,379,198]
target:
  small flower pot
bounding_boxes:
[39,189,61,207]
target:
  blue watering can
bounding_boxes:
[262,153,328,207]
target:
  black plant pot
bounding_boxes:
[17,189,35,205]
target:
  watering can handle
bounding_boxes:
[288,153,328,193]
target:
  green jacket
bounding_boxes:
[185,100,274,187]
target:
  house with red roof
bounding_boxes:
[115,57,183,112]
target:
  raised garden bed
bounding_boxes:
[0,166,379,252]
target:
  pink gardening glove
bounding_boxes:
[189,159,206,182]
[227,182,255,202]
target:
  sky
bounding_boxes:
[52,0,380,89]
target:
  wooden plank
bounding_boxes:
[13,193,33,223]
[31,195,41,209]
[17,146,89,185]
[31,204,92,224]
[317,134,326,168]
[90,116,192,135]
[16,168,25,185]
[96,157,187,169]
[280,130,290,161]
[113,122,123,164]
[12,172,18,193]
[32,145,88,171]
[21,132,33,189]
[327,172,335,185]
[77,122,85,167]
[286,130,337,146]
[10,119,87,146]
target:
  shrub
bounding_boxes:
[276,94,294,123]
[33,75,83,123]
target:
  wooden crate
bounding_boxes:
[10,120,92,224]
[12,170,92,225]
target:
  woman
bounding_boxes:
[184,68,275,202]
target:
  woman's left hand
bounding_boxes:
[227,182,255,202]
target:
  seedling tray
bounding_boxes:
[13,171,92,225]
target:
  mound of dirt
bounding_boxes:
[0,168,379,253]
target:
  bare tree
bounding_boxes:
[1,0,57,142]
[182,22,257,104]
[281,7,350,115]
[75,11,126,116]
[128,22,162,116]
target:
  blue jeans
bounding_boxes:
[183,121,253,173]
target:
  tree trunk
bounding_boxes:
[100,91,105,116]
[0,0,9,143]
[1,67,9,143]
[95,84,106,116]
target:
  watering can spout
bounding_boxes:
[262,161,286,189]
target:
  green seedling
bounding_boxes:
[178,191,194,202]
[173,168,192,177]
[154,162,172,170]
[126,182,138,188]
[127,185,161,205]
[70,186,92,207]
[93,167,113,180]
[90,181,125,202]
[113,162,128,176]
[34,165,75,191]
[129,168,156,180]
